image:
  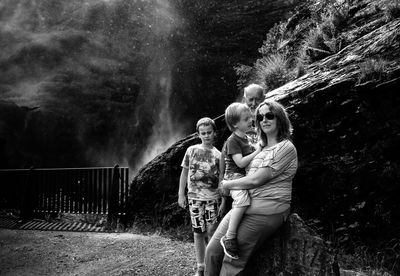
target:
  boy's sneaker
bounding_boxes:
[220,235,239,259]
[194,268,204,276]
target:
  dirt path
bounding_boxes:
[0,229,196,276]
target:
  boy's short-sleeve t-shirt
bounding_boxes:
[223,133,254,179]
[181,144,221,200]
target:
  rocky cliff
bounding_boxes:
[128,2,400,272]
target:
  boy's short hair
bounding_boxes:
[225,102,251,132]
[196,117,217,133]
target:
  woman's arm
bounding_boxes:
[222,166,274,190]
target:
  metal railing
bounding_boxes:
[0,165,129,219]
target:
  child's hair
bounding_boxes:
[255,100,293,145]
[225,102,251,132]
[196,117,217,133]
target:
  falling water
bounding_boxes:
[0,0,187,173]
[131,0,186,172]
[1,0,294,172]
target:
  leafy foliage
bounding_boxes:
[254,53,293,91]
[258,23,290,57]
[237,0,354,91]
[234,64,254,91]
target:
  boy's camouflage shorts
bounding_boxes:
[188,198,220,233]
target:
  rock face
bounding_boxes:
[128,4,400,272]
[246,213,337,275]
[276,18,400,247]
[128,15,400,226]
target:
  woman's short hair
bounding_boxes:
[255,100,293,145]
[196,117,217,133]
[225,102,251,132]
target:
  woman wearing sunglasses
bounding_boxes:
[205,100,298,276]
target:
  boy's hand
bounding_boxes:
[255,141,264,152]
[218,201,228,218]
[178,194,187,208]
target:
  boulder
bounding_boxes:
[246,213,393,275]
[246,213,338,275]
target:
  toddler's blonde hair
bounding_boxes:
[225,103,250,132]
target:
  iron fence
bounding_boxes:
[0,166,129,219]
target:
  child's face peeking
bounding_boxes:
[234,110,253,133]
[198,124,215,146]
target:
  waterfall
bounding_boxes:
[0,0,187,172]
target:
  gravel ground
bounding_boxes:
[0,228,197,276]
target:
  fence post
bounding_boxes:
[20,167,34,221]
[108,164,120,228]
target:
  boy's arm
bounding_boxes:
[231,144,262,168]
[218,150,229,196]
[218,150,225,185]
[218,150,230,217]
[178,168,189,208]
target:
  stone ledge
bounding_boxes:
[246,213,337,275]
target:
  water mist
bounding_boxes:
[0,0,188,175]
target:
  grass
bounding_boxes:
[357,58,389,84]
[299,25,332,64]
[254,53,293,91]
[338,244,399,275]
[298,1,350,65]
[385,0,400,20]
[125,212,194,242]
[237,0,354,91]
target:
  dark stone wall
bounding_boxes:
[127,18,400,253]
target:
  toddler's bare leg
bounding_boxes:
[225,206,246,239]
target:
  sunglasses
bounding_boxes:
[256,112,275,121]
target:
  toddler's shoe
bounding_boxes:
[194,267,204,276]
[220,235,239,259]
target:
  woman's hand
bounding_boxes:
[219,181,230,195]
[218,200,228,219]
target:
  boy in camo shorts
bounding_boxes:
[178,117,221,276]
